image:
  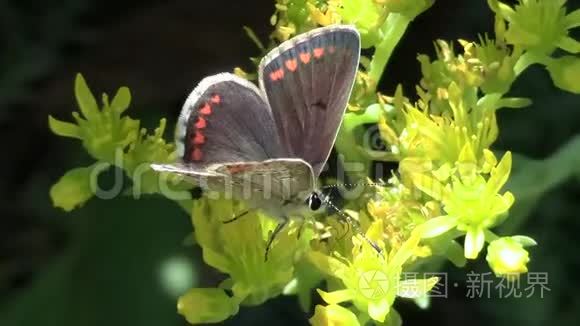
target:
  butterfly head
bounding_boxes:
[306,191,323,211]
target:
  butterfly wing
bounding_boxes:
[152,73,283,190]
[175,73,283,165]
[258,25,360,177]
[211,158,315,201]
[152,159,314,204]
[152,73,314,202]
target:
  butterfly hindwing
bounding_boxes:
[259,25,360,176]
[151,159,314,203]
[211,158,315,201]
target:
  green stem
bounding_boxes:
[176,199,193,214]
[484,229,500,242]
[368,14,413,91]
[501,135,580,234]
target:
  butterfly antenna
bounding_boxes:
[222,210,250,224]
[321,182,387,190]
[322,195,383,256]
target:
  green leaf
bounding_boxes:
[307,251,348,281]
[501,135,580,233]
[511,235,538,247]
[48,115,81,139]
[177,288,239,324]
[283,259,324,312]
[74,73,100,120]
[110,86,131,114]
[496,97,533,109]
[445,240,467,267]
[49,163,109,212]
[547,55,580,94]
[382,308,402,326]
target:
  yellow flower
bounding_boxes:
[309,221,438,323]
[414,151,515,259]
[309,305,360,326]
[486,236,536,277]
[490,0,580,54]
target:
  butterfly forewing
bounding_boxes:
[259,25,360,176]
[175,73,283,166]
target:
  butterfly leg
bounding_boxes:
[296,220,306,240]
[222,210,249,224]
[264,218,288,261]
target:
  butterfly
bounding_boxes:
[152,25,361,258]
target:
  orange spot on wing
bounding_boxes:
[269,71,277,81]
[199,103,212,115]
[313,47,324,58]
[299,52,311,64]
[191,148,203,161]
[210,94,221,104]
[227,165,248,173]
[285,59,298,72]
[193,132,205,145]
[269,68,285,81]
[195,117,206,129]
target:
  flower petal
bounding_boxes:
[308,251,348,281]
[49,163,109,212]
[391,230,422,268]
[464,228,486,259]
[368,298,390,323]
[110,86,131,114]
[411,173,446,201]
[177,288,239,324]
[565,8,580,29]
[419,216,458,238]
[309,304,360,326]
[48,115,82,139]
[397,277,440,298]
[485,151,512,197]
[74,73,100,120]
[316,289,354,305]
[557,36,580,54]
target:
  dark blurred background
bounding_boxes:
[1,0,580,325]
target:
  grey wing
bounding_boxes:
[211,158,316,201]
[258,25,360,177]
[175,73,284,166]
[150,163,230,194]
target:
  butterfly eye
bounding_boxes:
[307,192,322,211]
